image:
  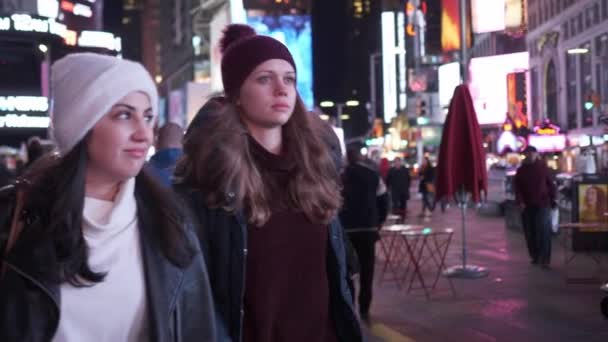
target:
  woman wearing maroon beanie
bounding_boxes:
[175,24,362,342]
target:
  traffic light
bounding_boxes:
[584,95,594,110]
[584,92,601,110]
[418,100,427,116]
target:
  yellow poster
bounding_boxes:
[578,184,608,224]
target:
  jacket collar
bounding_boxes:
[136,197,186,342]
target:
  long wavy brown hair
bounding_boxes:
[176,95,341,226]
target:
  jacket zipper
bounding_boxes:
[235,210,248,342]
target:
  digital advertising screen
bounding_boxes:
[471,0,505,33]
[468,52,529,125]
[247,15,314,109]
[441,0,471,51]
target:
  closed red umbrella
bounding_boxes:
[436,84,487,202]
[436,84,489,278]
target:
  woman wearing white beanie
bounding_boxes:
[0,53,216,342]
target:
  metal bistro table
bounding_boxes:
[377,224,422,287]
[398,227,456,299]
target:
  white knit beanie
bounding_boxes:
[50,53,158,154]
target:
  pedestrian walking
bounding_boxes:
[340,143,388,323]
[386,157,411,220]
[174,24,362,342]
[0,53,216,342]
[514,146,556,268]
[419,156,436,217]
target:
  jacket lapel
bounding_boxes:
[138,202,185,342]
[6,219,61,305]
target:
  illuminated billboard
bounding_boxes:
[382,11,397,123]
[247,15,314,109]
[471,0,505,33]
[438,62,460,109]
[505,0,527,32]
[468,52,529,125]
[441,0,471,51]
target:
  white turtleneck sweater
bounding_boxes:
[53,178,149,342]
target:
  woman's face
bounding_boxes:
[237,59,297,131]
[585,187,599,206]
[87,91,155,183]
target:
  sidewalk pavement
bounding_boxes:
[362,197,608,342]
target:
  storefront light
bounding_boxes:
[567,48,589,54]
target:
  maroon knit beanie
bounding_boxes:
[220,24,296,98]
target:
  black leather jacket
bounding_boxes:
[0,184,217,342]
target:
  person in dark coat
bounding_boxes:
[174,24,362,342]
[340,143,388,323]
[514,146,556,268]
[149,122,184,186]
[0,53,216,342]
[386,157,411,220]
[419,156,436,217]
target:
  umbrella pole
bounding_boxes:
[461,194,467,269]
[444,186,489,279]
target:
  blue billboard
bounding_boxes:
[247,15,314,109]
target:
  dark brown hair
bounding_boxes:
[20,140,194,286]
[177,95,342,226]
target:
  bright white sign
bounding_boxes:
[528,134,567,152]
[382,11,397,123]
[37,0,59,19]
[78,30,121,51]
[469,52,529,125]
[438,62,460,108]
[0,114,50,128]
[0,14,66,37]
[0,96,49,112]
[471,0,506,33]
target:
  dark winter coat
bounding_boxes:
[0,184,216,342]
[174,185,363,342]
[340,162,384,230]
[387,167,411,200]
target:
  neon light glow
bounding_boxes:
[382,11,397,123]
[0,96,49,112]
[527,134,566,153]
[0,115,50,128]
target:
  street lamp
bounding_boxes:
[319,100,359,127]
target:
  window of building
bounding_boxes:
[578,13,584,33]
[563,22,569,40]
[570,18,576,37]
[594,3,601,24]
[604,0,608,19]
[546,61,559,124]
[580,42,593,127]
[566,52,578,129]
[586,7,594,29]
[597,34,608,105]
[531,67,540,123]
